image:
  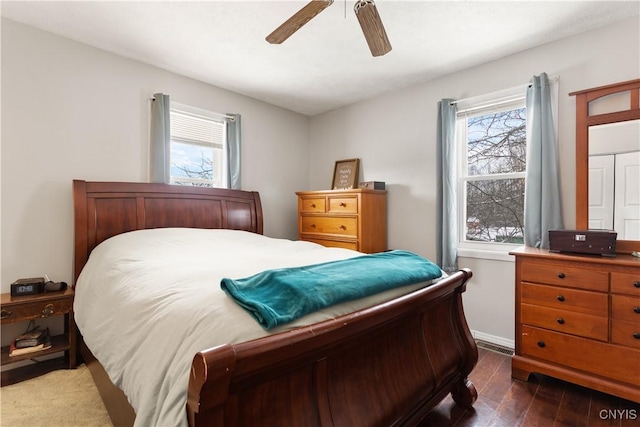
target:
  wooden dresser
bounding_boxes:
[510,247,640,402]
[296,189,387,253]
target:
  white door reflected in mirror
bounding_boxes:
[589,120,640,240]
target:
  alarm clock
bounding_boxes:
[10,277,45,296]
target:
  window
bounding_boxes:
[169,103,227,188]
[457,96,526,248]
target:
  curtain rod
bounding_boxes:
[451,75,559,107]
[150,96,235,121]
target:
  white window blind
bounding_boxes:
[169,102,227,188]
[170,110,225,149]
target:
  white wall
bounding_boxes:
[309,17,640,345]
[0,19,310,295]
[2,16,638,349]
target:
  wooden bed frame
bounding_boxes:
[72,180,478,427]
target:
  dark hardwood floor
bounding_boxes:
[423,347,640,427]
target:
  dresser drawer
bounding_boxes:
[302,237,358,251]
[0,298,73,324]
[611,294,640,322]
[521,283,607,316]
[328,196,358,213]
[520,325,640,386]
[611,271,640,296]
[521,259,608,292]
[521,303,608,341]
[300,197,326,213]
[300,216,358,236]
[611,319,640,349]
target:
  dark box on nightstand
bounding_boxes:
[548,229,617,257]
[359,181,385,190]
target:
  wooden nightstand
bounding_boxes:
[1,288,77,381]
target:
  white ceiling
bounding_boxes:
[2,1,638,116]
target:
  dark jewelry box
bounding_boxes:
[359,181,385,190]
[548,229,617,257]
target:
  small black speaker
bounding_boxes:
[44,281,68,292]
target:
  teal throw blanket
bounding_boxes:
[220,250,442,329]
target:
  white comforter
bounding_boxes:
[74,228,439,427]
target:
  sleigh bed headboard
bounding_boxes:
[72,180,263,284]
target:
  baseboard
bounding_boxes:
[472,330,514,355]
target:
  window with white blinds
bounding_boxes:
[169,103,227,188]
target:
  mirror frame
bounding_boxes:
[569,78,640,253]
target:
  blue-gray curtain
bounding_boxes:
[226,114,241,190]
[436,99,458,272]
[150,93,170,183]
[524,73,563,248]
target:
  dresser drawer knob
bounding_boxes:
[634,281,640,288]
[339,225,347,230]
[557,318,565,324]
[557,273,565,279]
[0,309,13,320]
[339,202,346,207]
[41,304,54,318]
[633,332,640,340]
[537,341,546,348]
[634,306,640,314]
[557,295,565,302]
[310,203,316,208]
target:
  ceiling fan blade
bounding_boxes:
[266,0,334,44]
[354,0,392,57]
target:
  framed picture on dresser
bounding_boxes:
[332,158,360,190]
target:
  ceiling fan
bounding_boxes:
[266,0,392,57]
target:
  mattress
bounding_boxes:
[74,228,441,427]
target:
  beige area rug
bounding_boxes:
[0,364,113,426]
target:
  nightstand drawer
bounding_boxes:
[521,303,608,341]
[300,197,326,213]
[611,294,640,322]
[521,283,607,316]
[521,260,608,291]
[328,196,358,213]
[300,216,358,236]
[611,271,640,296]
[1,298,72,324]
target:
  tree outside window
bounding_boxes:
[461,105,526,244]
